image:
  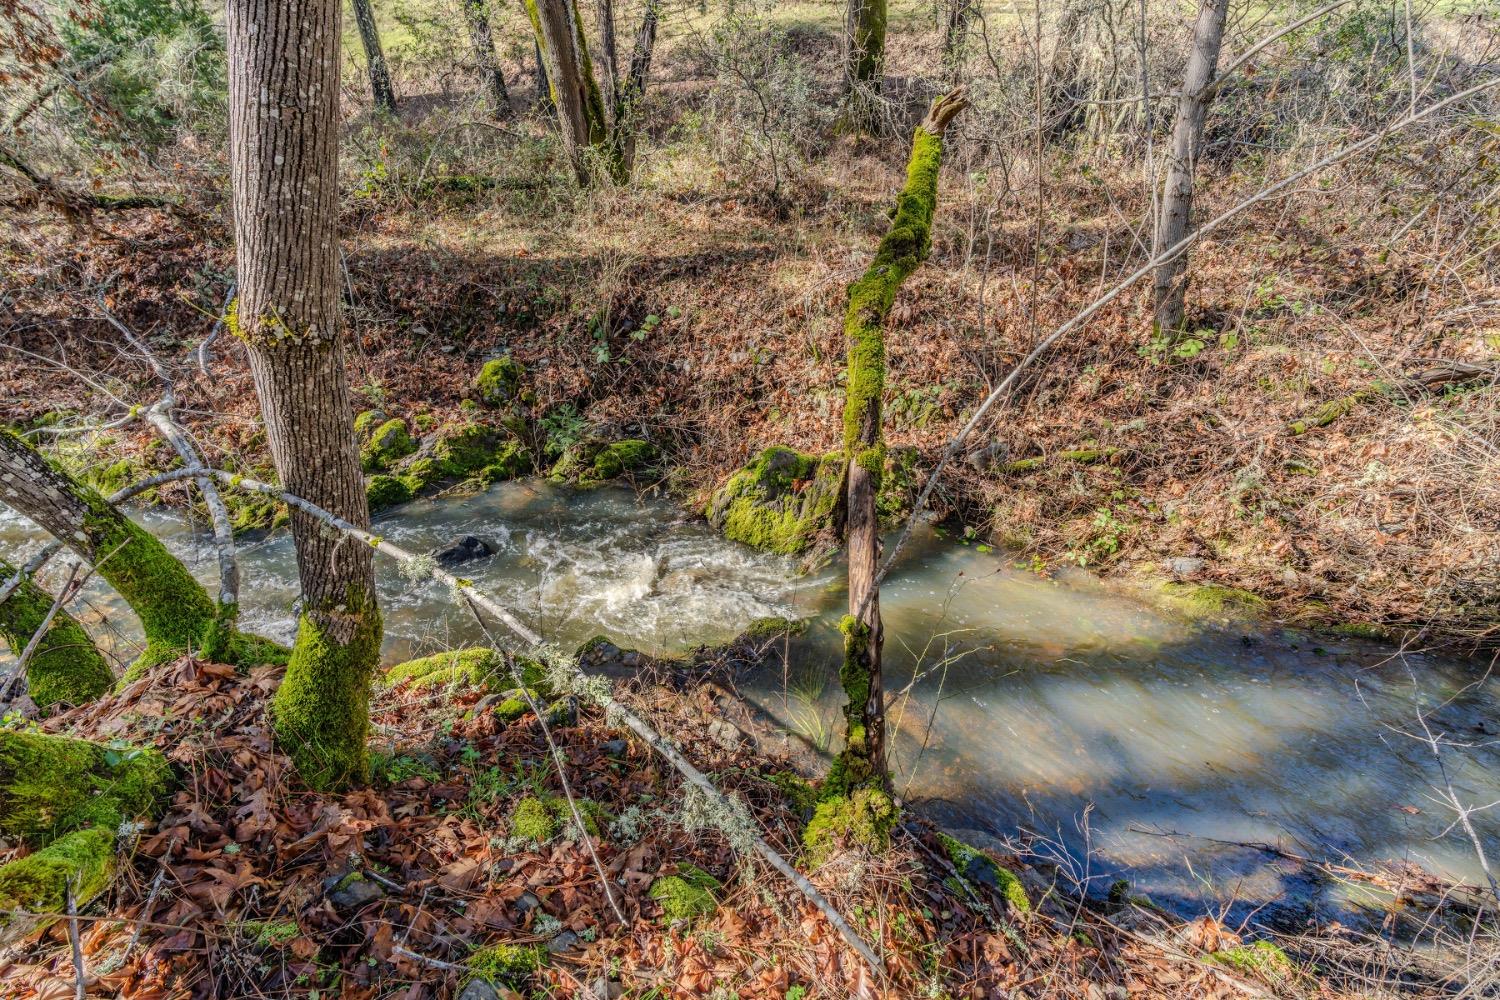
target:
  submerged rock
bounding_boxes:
[433,534,497,568]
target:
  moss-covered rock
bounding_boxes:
[706,446,845,555]
[740,616,807,643]
[511,795,558,843]
[0,827,115,944]
[803,787,896,866]
[935,832,1030,913]
[1208,941,1295,982]
[477,441,533,484]
[465,941,548,988]
[1159,582,1266,621]
[548,438,657,487]
[384,648,550,697]
[494,687,539,722]
[648,864,721,923]
[353,409,386,439]
[475,357,525,408]
[365,474,414,513]
[0,558,113,711]
[361,418,417,473]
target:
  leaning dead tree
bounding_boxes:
[832,87,968,808]
[351,0,399,114]
[226,0,384,791]
[462,0,510,111]
[1152,0,1229,333]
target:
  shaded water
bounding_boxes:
[3,482,1496,925]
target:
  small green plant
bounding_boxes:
[539,404,588,459]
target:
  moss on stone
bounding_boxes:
[361,419,416,473]
[270,604,384,791]
[768,771,817,817]
[511,795,557,843]
[366,474,415,513]
[1160,582,1267,621]
[495,688,540,723]
[465,941,548,988]
[706,446,845,555]
[935,832,1030,913]
[741,616,806,643]
[585,439,656,484]
[0,557,113,711]
[649,864,721,923]
[353,409,385,439]
[478,441,533,484]
[1208,941,1295,981]
[802,787,895,866]
[384,649,550,699]
[434,422,506,479]
[476,357,525,408]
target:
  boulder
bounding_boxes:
[432,534,496,568]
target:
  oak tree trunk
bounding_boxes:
[1153,0,1229,333]
[226,0,383,791]
[844,0,888,132]
[595,0,621,125]
[351,0,398,114]
[526,0,625,184]
[463,0,510,111]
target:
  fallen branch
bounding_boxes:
[122,463,887,979]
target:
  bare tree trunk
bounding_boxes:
[832,88,968,800]
[1046,0,1089,139]
[843,0,888,132]
[595,0,621,125]
[350,0,398,114]
[0,557,112,711]
[626,0,659,100]
[1153,0,1229,333]
[0,431,257,675]
[941,0,975,82]
[226,0,383,791]
[526,0,625,184]
[463,0,510,111]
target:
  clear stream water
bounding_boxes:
[3,481,1496,928]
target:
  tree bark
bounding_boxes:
[626,0,659,101]
[941,0,975,82]
[833,88,968,797]
[463,0,510,111]
[526,0,625,184]
[350,0,398,114]
[1046,0,1089,139]
[0,557,113,711]
[595,0,621,125]
[1153,0,1229,333]
[0,431,244,674]
[226,0,383,791]
[843,0,887,131]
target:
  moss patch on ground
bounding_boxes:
[1158,581,1267,621]
[935,832,1030,913]
[649,864,721,923]
[803,787,896,866]
[1209,941,1295,982]
[465,941,547,988]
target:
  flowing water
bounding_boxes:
[3,481,1496,927]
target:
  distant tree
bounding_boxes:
[463,0,510,111]
[1153,0,1229,333]
[844,0,887,131]
[524,0,625,183]
[225,0,383,790]
[350,0,398,114]
[1045,0,1090,139]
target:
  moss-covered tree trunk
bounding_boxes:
[0,431,263,675]
[526,0,627,184]
[463,0,510,111]
[1153,0,1229,333]
[0,731,169,945]
[351,0,398,114]
[831,88,968,800]
[0,557,112,712]
[227,0,383,791]
[843,0,888,132]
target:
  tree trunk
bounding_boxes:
[595,0,621,125]
[0,431,258,675]
[1153,0,1229,333]
[226,0,383,791]
[1046,0,1089,139]
[941,0,975,82]
[463,0,510,111]
[843,0,887,132]
[617,0,659,171]
[532,33,554,111]
[831,87,968,798]
[526,0,625,184]
[350,0,398,114]
[0,557,113,712]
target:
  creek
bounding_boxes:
[3,480,1495,928]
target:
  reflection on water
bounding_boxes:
[2,482,1496,924]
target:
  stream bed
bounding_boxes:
[3,480,1496,928]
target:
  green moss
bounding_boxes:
[495,688,539,723]
[270,605,383,791]
[353,409,385,438]
[0,558,113,711]
[434,422,505,478]
[384,649,549,698]
[0,730,170,844]
[365,474,414,512]
[741,616,806,643]
[935,832,1029,913]
[583,439,656,484]
[825,615,879,796]
[0,827,115,939]
[243,919,301,947]
[649,864,721,923]
[478,441,533,484]
[1001,448,1120,475]
[476,357,525,408]
[768,771,817,817]
[802,787,895,866]
[465,942,548,988]
[706,446,844,555]
[360,419,416,473]
[368,750,439,786]
[1208,941,1294,981]
[1160,582,1267,621]
[398,455,442,493]
[511,795,558,843]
